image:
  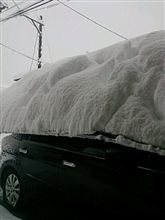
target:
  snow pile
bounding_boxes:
[0,30,165,152]
[0,134,10,151]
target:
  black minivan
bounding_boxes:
[0,133,165,217]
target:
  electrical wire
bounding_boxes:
[2,1,43,68]
[0,0,28,14]
[56,0,128,40]
[43,24,53,62]
[0,0,44,22]
[0,0,7,5]
[1,0,128,42]
[26,0,70,13]
[0,42,38,61]
[0,0,128,64]
[11,0,20,10]
[30,32,38,71]
[6,0,43,35]
[0,0,52,22]
[10,0,42,35]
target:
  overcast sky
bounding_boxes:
[0,0,164,87]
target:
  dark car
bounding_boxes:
[0,133,165,217]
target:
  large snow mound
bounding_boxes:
[0,30,165,152]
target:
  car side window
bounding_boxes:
[83,147,106,158]
[26,134,107,159]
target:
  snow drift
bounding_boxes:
[0,30,165,153]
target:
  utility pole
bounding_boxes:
[38,15,43,69]
[3,1,43,69]
[22,14,44,69]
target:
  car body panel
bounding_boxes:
[0,134,165,214]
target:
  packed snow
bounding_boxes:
[0,30,165,154]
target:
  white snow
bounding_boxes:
[0,206,20,220]
[0,30,165,154]
[0,188,20,220]
[0,134,10,153]
[0,204,20,220]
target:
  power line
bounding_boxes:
[0,0,28,14]
[30,32,38,71]
[56,0,128,40]
[0,0,51,22]
[1,0,128,41]
[0,0,42,22]
[0,0,7,5]
[11,0,20,10]
[0,0,128,62]
[23,14,43,26]
[0,42,38,61]
[43,24,53,62]
[0,0,69,18]
[10,0,42,28]
[8,0,44,69]
[26,0,70,13]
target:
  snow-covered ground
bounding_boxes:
[0,30,165,154]
[0,205,20,220]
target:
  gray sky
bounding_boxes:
[0,0,164,87]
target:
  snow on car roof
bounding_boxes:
[0,30,165,154]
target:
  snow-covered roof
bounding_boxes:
[0,30,165,154]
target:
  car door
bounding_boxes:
[55,137,142,213]
[18,135,62,197]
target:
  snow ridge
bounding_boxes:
[0,30,165,152]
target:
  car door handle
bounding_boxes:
[62,160,76,168]
[19,148,28,154]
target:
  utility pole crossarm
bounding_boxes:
[23,14,44,26]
